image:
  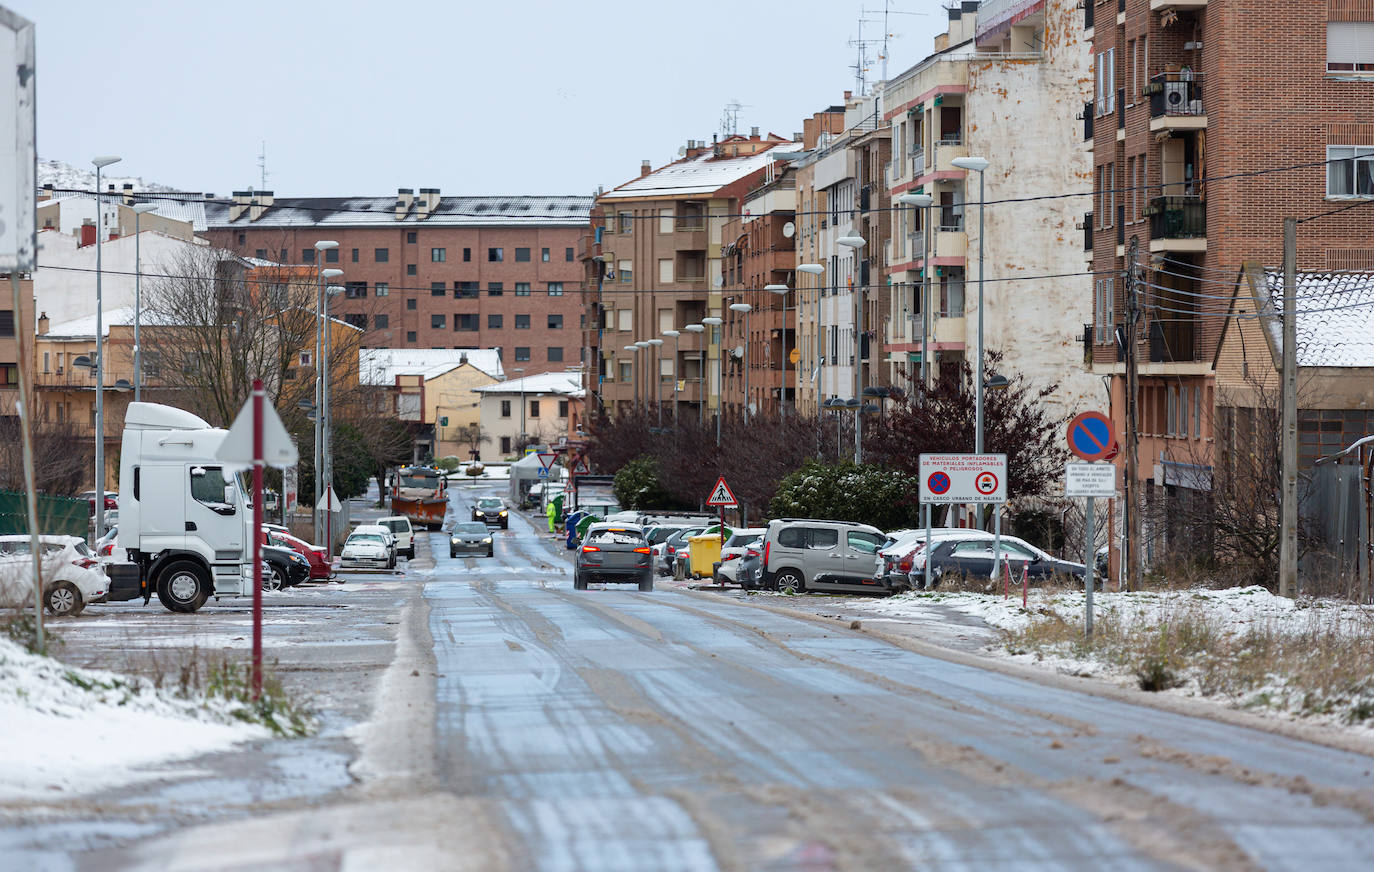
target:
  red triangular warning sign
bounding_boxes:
[537,452,556,471]
[706,476,738,507]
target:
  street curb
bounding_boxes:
[680,586,1374,761]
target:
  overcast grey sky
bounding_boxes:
[12,0,946,197]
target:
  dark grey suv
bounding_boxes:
[574,523,653,591]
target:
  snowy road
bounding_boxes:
[424,487,1374,871]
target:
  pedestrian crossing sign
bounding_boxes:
[706,476,738,507]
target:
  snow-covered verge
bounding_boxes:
[0,637,272,800]
[852,586,1374,731]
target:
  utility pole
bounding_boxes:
[1123,236,1142,592]
[1279,217,1298,597]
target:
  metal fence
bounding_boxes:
[1302,464,1370,600]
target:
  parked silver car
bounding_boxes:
[758,519,887,594]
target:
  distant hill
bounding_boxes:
[38,158,181,195]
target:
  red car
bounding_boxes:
[259,528,331,580]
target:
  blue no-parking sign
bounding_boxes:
[1067,412,1117,462]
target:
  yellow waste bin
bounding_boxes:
[687,534,724,580]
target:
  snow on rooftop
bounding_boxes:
[205,195,592,228]
[45,306,181,337]
[600,144,802,200]
[1260,269,1374,368]
[359,348,504,385]
[473,370,582,395]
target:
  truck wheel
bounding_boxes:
[45,581,84,617]
[157,561,211,613]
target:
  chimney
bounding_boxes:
[39,182,53,201]
[640,159,652,177]
[459,352,467,366]
[417,187,439,220]
[395,187,414,221]
[750,126,760,139]
[844,90,853,100]
[229,190,252,222]
[79,220,96,247]
[250,190,274,221]
[37,312,48,335]
[122,183,134,205]
[793,131,803,142]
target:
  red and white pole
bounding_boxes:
[250,378,264,700]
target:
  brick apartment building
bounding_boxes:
[1085,0,1374,570]
[204,190,592,377]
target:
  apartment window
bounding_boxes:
[431,314,446,329]
[488,314,503,329]
[280,248,288,261]
[514,347,530,362]
[1328,22,1374,72]
[431,282,446,296]
[617,309,632,331]
[351,248,359,263]
[1095,48,1115,115]
[302,248,316,264]
[345,281,368,298]
[325,248,339,263]
[488,247,503,262]
[566,247,575,262]
[375,248,389,263]
[406,264,417,276]
[345,313,367,330]
[375,314,389,329]
[546,282,563,296]
[1167,386,1178,437]
[0,309,13,337]
[1328,146,1374,197]
[529,400,541,418]
[558,400,569,418]
[431,247,446,262]
[1095,277,1115,344]
[375,282,389,297]
[618,212,633,234]
[659,258,674,283]
[406,299,418,313]
[515,282,531,296]
[236,231,246,245]
[407,231,417,243]
[456,314,479,331]
[618,361,631,382]
[619,259,632,283]
[541,248,550,262]
[501,400,511,418]
[252,248,266,259]
[547,314,563,329]
[456,281,480,298]
[406,330,417,343]
[298,350,312,367]
[515,314,531,329]
[488,282,504,297]
[1194,387,1203,439]
[1127,39,1137,100]
[515,247,531,262]
[500,436,511,454]
[548,346,564,362]
[463,247,471,262]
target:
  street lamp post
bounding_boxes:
[662,330,680,430]
[313,244,341,546]
[701,316,723,446]
[729,303,752,418]
[836,236,867,463]
[764,284,789,417]
[683,324,705,428]
[796,263,824,418]
[647,338,664,427]
[512,367,526,449]
[322,283,344,557]
[91,155,120,542]
[898,193,933,394]
[131,203,158,402]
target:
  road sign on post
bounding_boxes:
[1066,462,1116,498]
[706,476,738,507]
[918,454,1007,504]
[1067,411,1117,462]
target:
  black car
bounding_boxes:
[574,523,653,591]
[262,544,310,590]
[450,522,494,558]
[472,497,509,529]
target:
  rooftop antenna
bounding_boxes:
[719,99,749,137]
[861,1,928,83]
[849,16,883,95]
[257,140,268,191]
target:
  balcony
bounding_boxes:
[910,149,925,178]
[1084,0,1093,30]
[1083,213,1093,251]
[1146,195,1207,252]
[1081,101,1094,142]
[1148,73,1206,132]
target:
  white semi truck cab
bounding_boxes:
[109,402,253,612]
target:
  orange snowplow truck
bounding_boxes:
[390,466,448,530]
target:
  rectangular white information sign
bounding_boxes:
[918,453,1008,504]
[1065,462,1116,498]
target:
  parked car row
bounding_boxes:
[0,534,108,616]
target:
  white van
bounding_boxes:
[377,516,415,560]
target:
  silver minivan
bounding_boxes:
[759,519,887,594]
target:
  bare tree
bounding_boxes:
[0,417,90,496]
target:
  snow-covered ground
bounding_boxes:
[0,638,267,800]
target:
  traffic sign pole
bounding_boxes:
[1085,496,1095,639]
[251,379,264,701]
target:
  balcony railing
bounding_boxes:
[910,149,925,177]
[1085,0,1094,29]
[1083,213,1093,251]
[1082,101,1094,140]
[1147,195,1206,239]
[1148,73,1204,118]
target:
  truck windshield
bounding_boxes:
[401,473,437,488]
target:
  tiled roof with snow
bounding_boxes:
[1261,269,1374,368]
[359,348,504,385]
[40,191,209,232]
[205,195,591,228]
[600,145,801,200]
[473,371,582,396]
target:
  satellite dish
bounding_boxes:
[732,345,744,358]
[782,221,795,238]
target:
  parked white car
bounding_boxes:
[351,524,397,567]
[341,530,392,568]
[714,528,766,585]
[0,535,108,616]
[377,516,415,560]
